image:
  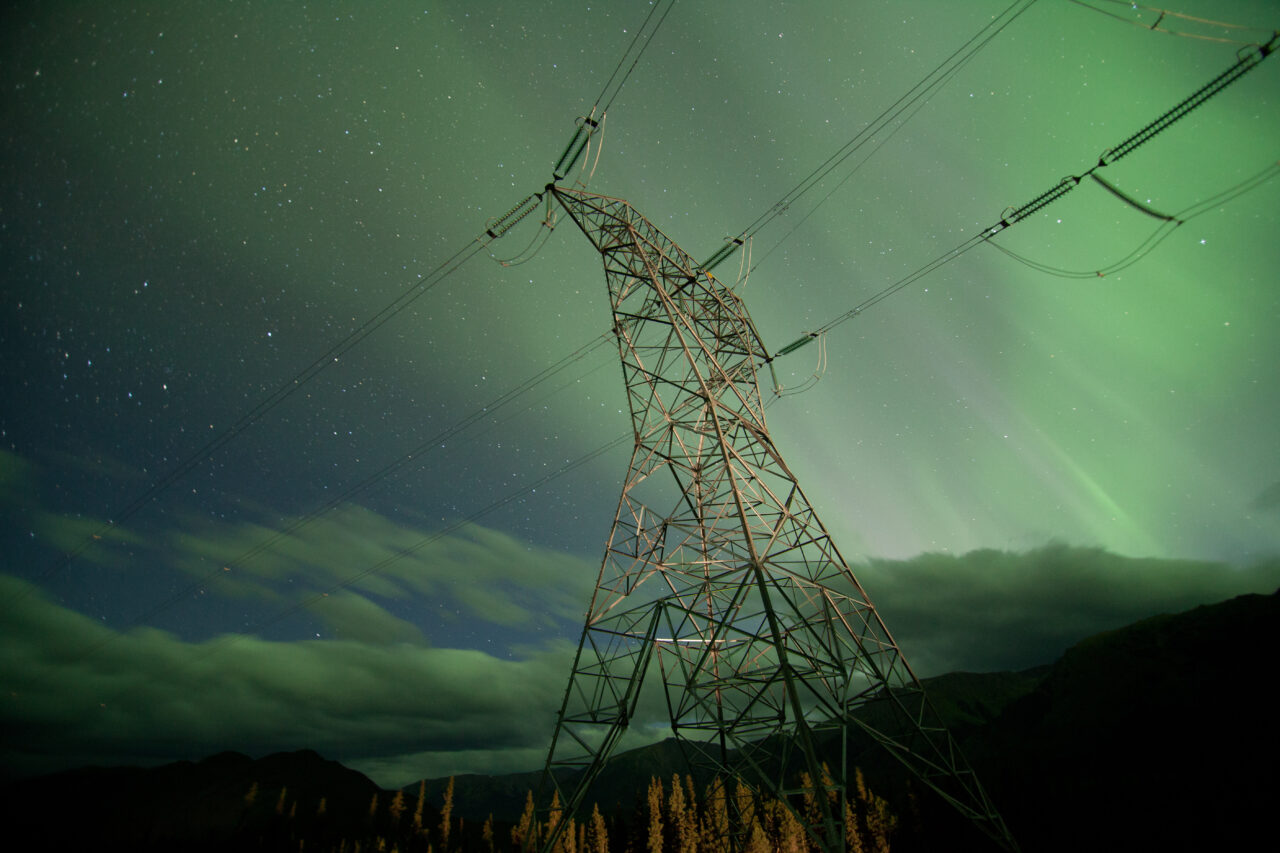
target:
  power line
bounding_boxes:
[986,160,1280,278]
[553,0,678,180]
[11,1,685,608]
[1069,0,1278,45]
[23,1,1270,665]
[20,0,1018,622]
[22,0,687,638]
[766,30,1278,361]
[42,2,1275,731]
[63,333,617,665]
[84,431,631,715]
[4,229,496,614]
[597,0,678,116]
[746,40,979,279]
[700,0,1041,273]
[40,0,1033,673]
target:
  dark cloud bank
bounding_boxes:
[3,544,1277,788]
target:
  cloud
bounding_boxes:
[305,590,427,645]
[349,748,551,790]
[164,506,598,635]
[0,573,576,786]
[32,514,149,570]
[6,544,1277,788]
[855,543,1280,676]
[11,491,601,645]
[0,449,601,643]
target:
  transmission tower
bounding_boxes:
[541,185,1016,852]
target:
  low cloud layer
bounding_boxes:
[4,544,1278,788]
[856,544,1280,676]
[26,496,599,648]
[0,572,576,786]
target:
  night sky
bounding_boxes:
[3,1,1279,788]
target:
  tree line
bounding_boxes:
[243,767,898,852]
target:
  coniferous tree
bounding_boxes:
[413,781,427,834]
[700,778,730,853]
[731,782,769,853]
[774,801,805,853]
[647,776,665,853]
[562,815,578,853]
[743,819,770,853]
[586,803,609,853]
[853,768,895,853]
[844,799,864,853]
[732,781,755,843]
[440,777,456,851]
[389,790,407,826]
[799,771,819,841]
[668,773,698,853]
[513,791,538,853]
[483,814,496,853]
[798,765,844,852]
[683,774,699,849]
[839,767,898,853]
[545,790,565,853]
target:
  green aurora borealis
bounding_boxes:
[2,1,1279,785]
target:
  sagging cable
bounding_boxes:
[494,195,561,267]
[734,236,753,290]
[1089,173,1178,221]
[770,332,828,397]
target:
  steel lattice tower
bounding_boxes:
[542,186,1016,852]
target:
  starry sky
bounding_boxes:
[3,0,1279,788]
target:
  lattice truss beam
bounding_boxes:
[542,187,1015,852]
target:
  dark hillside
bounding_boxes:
[4,591,1275,851]
[977,589,1280,852]
[2,748,409,851]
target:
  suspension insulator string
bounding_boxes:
[770,34,1278,371]
[1100,32,1277,166]
[572,113,609,190]
[986,159,1280,279]
[483,191,544,241]
[988,31,1276,236]
[1000,176,1082,227]
[553,111,601,179]
[701,237,745,273]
